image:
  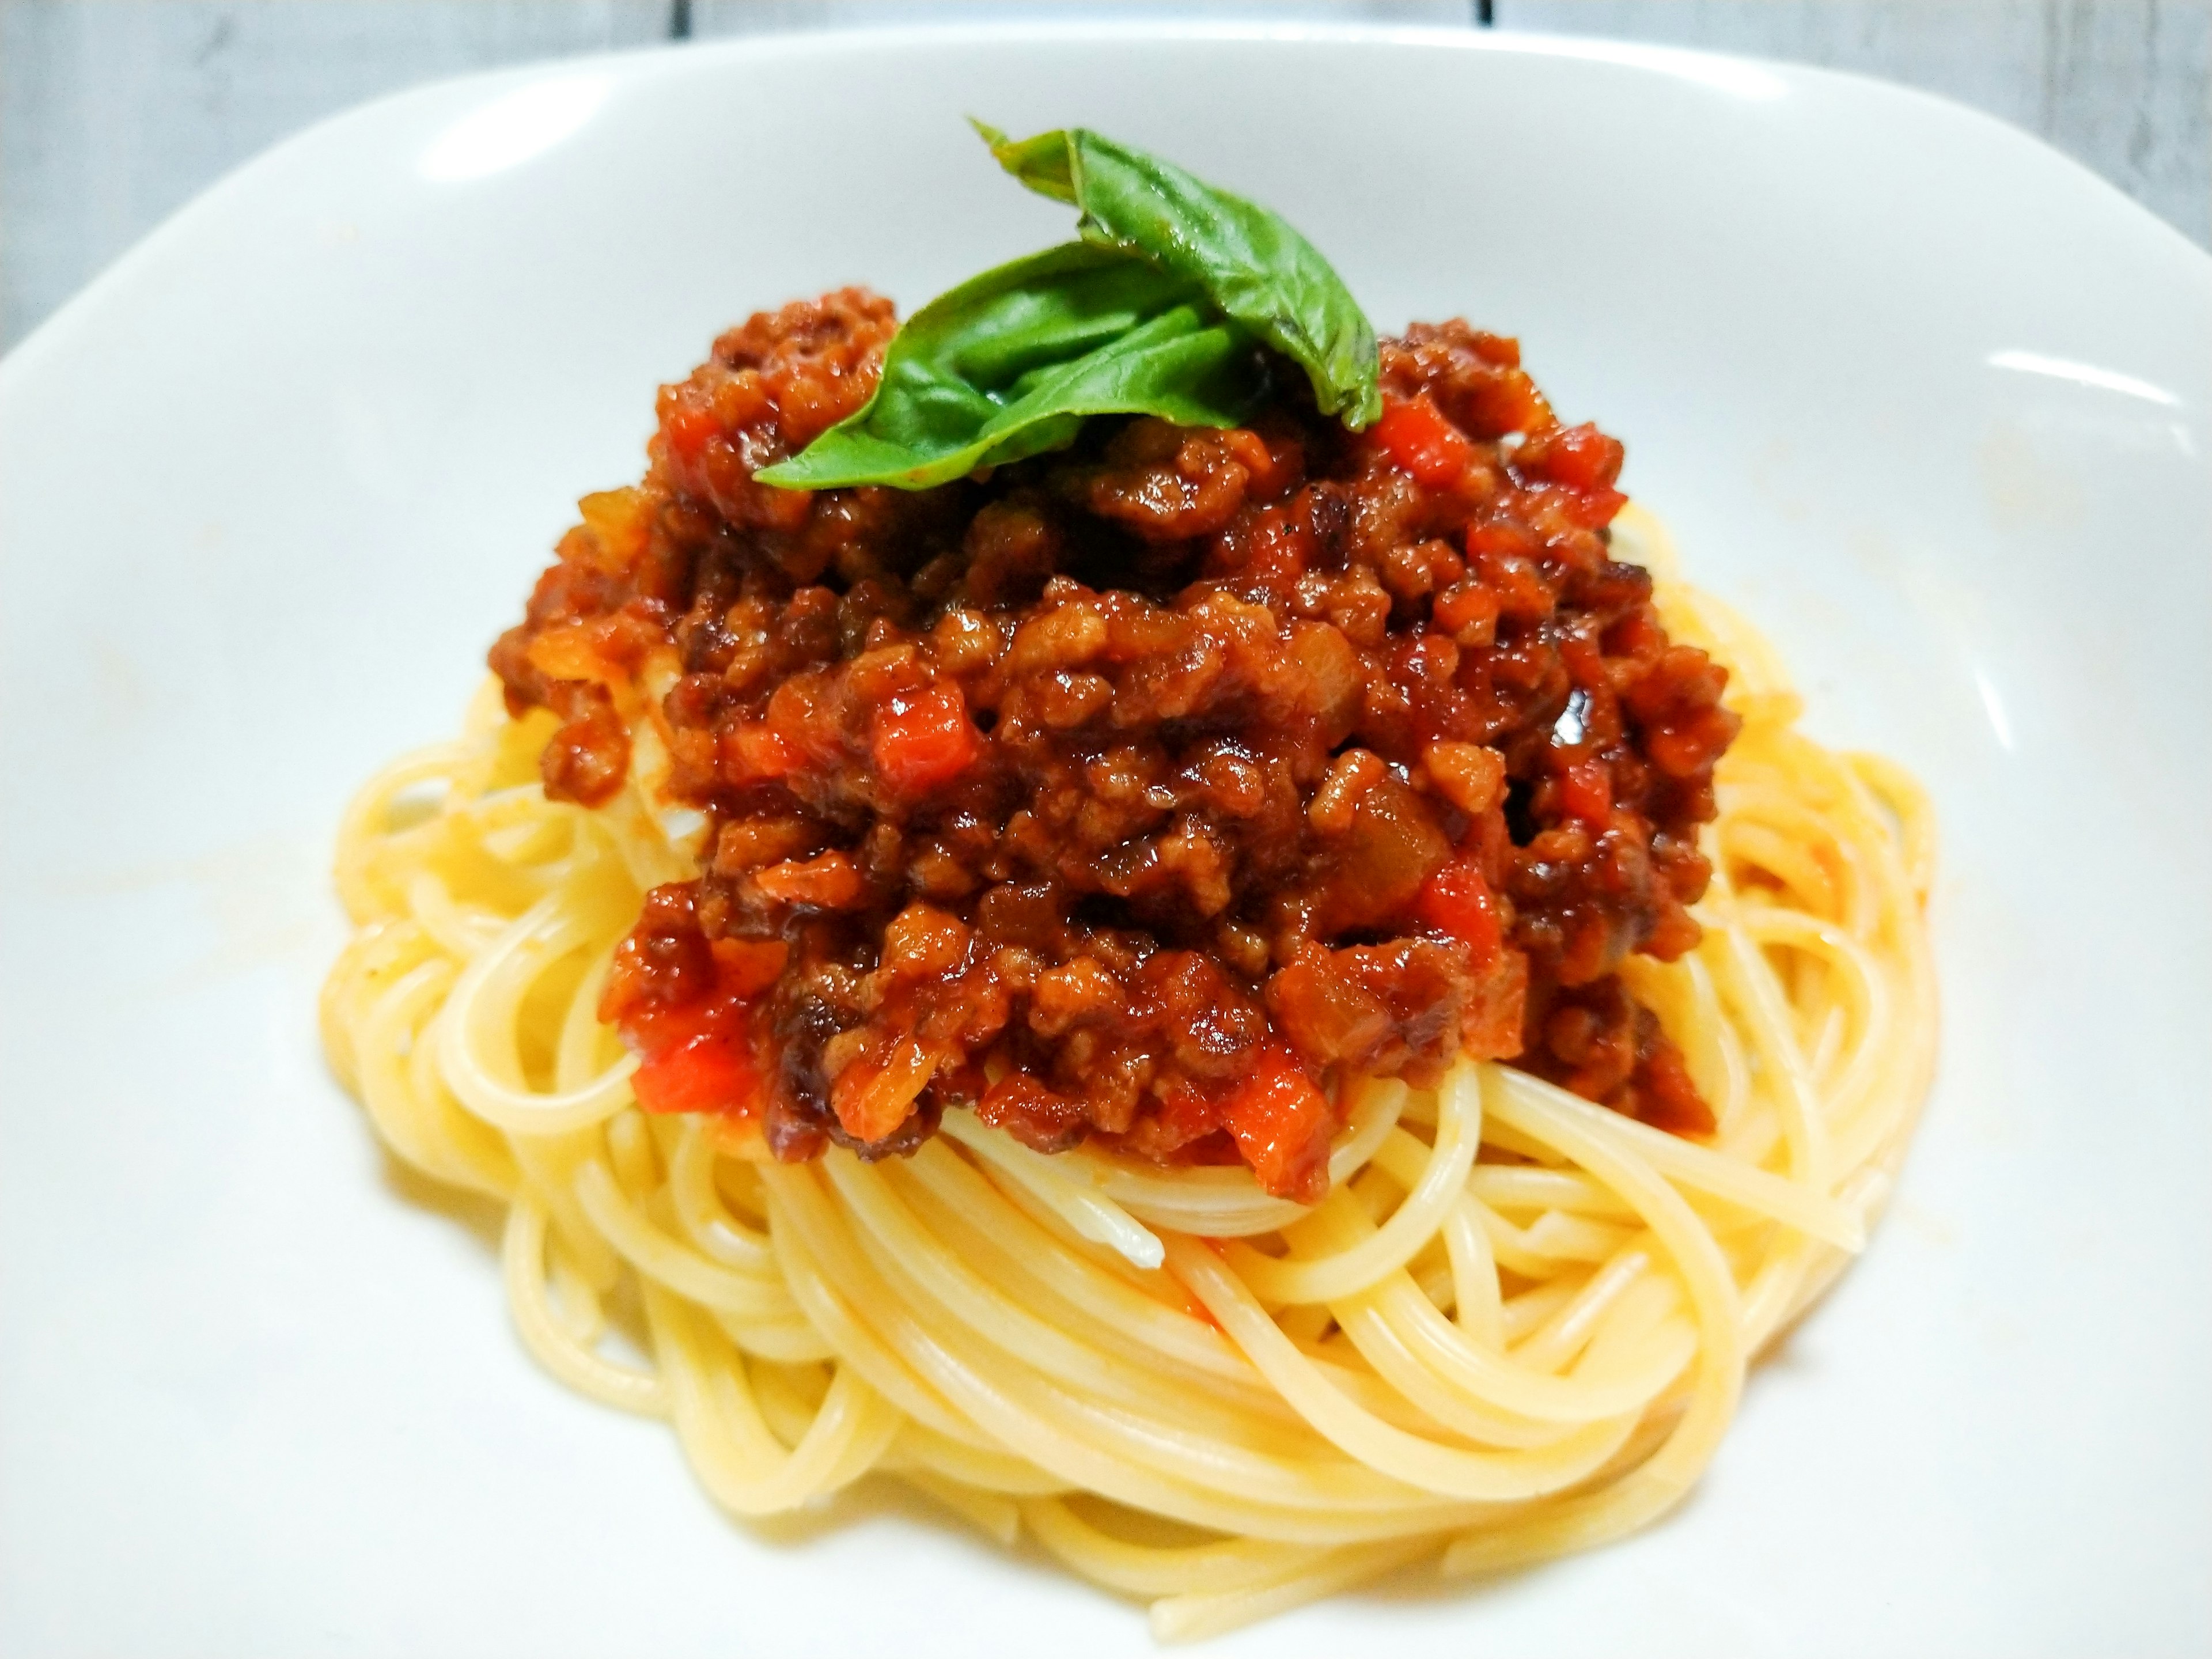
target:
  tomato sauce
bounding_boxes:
[490,291,1733,1200]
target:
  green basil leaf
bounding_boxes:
[754,242,1260,492]
[976,122,1382,429]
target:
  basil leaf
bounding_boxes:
[753,242,1260,492]
[976,122,1381,429]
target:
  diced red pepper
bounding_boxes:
[871,681,980,794]
[1219,1045,1335,1203]
[1414,857,1503,965]
[630,1003,759,1116]
[1373,395,1479,489]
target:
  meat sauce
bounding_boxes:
[490,290,1737,1202]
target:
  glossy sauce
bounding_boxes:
[490,291,1734,1200]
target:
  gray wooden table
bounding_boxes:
[3,0,2207,351]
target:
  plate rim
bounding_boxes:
[1,21,2206,1654]
[5,18,2207,393]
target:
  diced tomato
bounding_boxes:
[630,1004,759,1116]
[871,681,980,794]
[1558,759,1613,827]
[1414,857,1502,965]
[1516,422,1624,491]
[1219,1046,1335,1203]
[1373,395,1479,489]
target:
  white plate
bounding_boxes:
[3,24,2206,1657]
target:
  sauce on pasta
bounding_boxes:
[490,294,1733,1199]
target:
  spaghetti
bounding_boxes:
[321,502,1934,1640]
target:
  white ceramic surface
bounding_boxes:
[2,25,2206,1658]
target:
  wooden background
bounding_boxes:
[3,0,2207,350]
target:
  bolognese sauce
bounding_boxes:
[489,289,1737,1202]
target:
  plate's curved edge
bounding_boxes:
[0,42,643,396]
[1490,26,2212,285]
[0,20,2207,1655]
[3,18,2207,401]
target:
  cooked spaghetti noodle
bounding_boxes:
[321,502,1934,1641]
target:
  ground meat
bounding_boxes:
[497,293,1735,1200]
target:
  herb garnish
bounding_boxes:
[755,124,1379,492]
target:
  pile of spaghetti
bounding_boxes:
[321,127,1934,1639]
